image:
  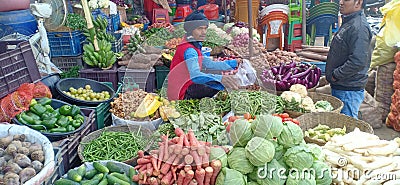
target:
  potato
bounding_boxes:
[14,154,31,168]
[4,172,19,185]
[19,167,36,183]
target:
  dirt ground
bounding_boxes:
[373,124,400,140]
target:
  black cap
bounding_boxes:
[184,10,209,36]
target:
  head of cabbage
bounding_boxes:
[227,147,254,174]
[216,167,247,185]
[286,169,316,185]
[251,115,283,139]
[306,143,325,161]
[312,161,332,185]
[256,159,287,185]
[278,122,304,149]
[229,119,253,147]
[245,137,275,166]
[247,181,260,185]
[210,147,228,168]
[284,145,314,170]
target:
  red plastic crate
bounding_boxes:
[288,39,302,52]
[0,41,41,99]
[79,65,118,90]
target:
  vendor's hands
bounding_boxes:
[236,58,243,66]
[221,75,239,90]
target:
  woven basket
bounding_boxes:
[78,125,153,164]
[297,112,374,146]
[284,92,344,118]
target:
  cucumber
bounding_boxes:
[93,162,109,173]
[106,161,124,173]
[54,178,80,185]
[67,169,82,182]
[98,178,108,185]
[84,169,98,179]
[106,174,130,185]
[92,173,104,181]
[76,165,86,177]
[81,179,100,185]
[110,172,130,183]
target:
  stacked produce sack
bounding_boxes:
[386,51,400,130]
[219,114,332,185]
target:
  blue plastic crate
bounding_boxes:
[109,13,120,32]
[47,31,84,57]
[302,61,326,75]
[111,32,123,53]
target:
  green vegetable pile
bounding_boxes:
[65,13,87,30]
[215,114,332,185]
[203,28,230,49]
[170,112,229,145]
[60,66,81,79]
[144,28,173,47]
[82,130,148,162]
[171,25,186,38]
[176,99,200,116]
[16,98,84,133]
[229,90,277,116]
[55,161,137,185]
[305,124,346,143]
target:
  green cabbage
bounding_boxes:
[257,159,286,185]
[251,115,283,139]
[227,147,254,174]
[306,143,325,161]
[312,161,332,185]
[216,167,247,185]
[286,170,316,185]
[210,147,228,168]
[278,122,304,149]
[229,119,253,147]
[271,140,285,161]
[245,137,275,166]
[284,145,314,170]
[248,181,260,185]
[248,166,260,182]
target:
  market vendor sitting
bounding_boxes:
[167,10,241,100]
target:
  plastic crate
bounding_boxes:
[109,13,121,32]
[79,65,118,90]
[0,41,41,99]
[112,33,123,53]
[80,82,122,129]
[302,61,326,75]
[51,55,83,71]
[155,65,170,89]
[118,66,156,92]
[47,31,84,57]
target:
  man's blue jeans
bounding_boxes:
[331,89,364,119]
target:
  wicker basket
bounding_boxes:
[297,112,374,146]
[77,125,153,164]
[284,92,344,118]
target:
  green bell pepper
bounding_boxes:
[67,125,75,132]
[71,105,80,116]
[74,114,84,123]
[21,112,35,125]
[57,115,69,128]
[50,127,67,133]
[31,104,47,116]
[59,105,72,116]
[38,98,52,106]
[30,124,47,131]
[71,120,82,128]
[41,112,54,120]
[42,117,57,129]
[26,112,41,121]
[45,105,54,112]
[33,120,42,125]
[30,99,37,107]
[50,110,61,119]
[67,116,73,122]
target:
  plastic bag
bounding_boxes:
[370,27,398,68]
[33,82,52,98]
[234,59,257,86]
[380,0,400,47]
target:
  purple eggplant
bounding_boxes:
[282,71,292,81]
[278,63,284,75]
[288,61,297,68]
[271,67,279,75]
[292,67,313,79]
[313,73,319,86]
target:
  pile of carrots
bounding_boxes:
[165,38,183,49]
[132,128,225,185]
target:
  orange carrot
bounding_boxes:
[138,150,145,158]
[197,146,206,156]
[175,135,184,155]
[204,167,213,185]
[183,135,190,147]
[160,154,177,175]
[158,174,164,179]
[205,146,211,154]
[134,164,143,170]
[172,166,178,181]
[183,170,194,185]
[153,169,160,177]
[138,158,152,165]
[158,145,165,170]
[149,177,159,185]
[177,162,186,169]
[184,154,194,165]
[139,164,148,173]
[138,179,147,185]
[146,163,153,176]
[143,173,148,184]
[173,154,183,166]
[143,155,152,159]
[190,150,202,170]
[163,135,169,161]
[181,147,190,155]
[161,171,173,185]
[210,160,222,185]
[184,165,192,172]
[132,174,140,182]
[150,150,159,155]
[151,154,159,172]
[177,170,186,185]
[187,129,199,149]
[202,153,209,168]
[188,179,198,185]
[168,145,176,154]
[171,136,180,144]
[195,168,205,185]
[175,127,185,136]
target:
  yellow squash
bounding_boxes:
[134,94,162,118]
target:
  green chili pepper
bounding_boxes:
[17,113,29,125]
[30,124,47,130]
[59,105,72,116]
[33,120,42,125]
[45,105,54,112]
[57,115,69,128]
[26,112,41,120]
[67,125,75,132]
[30,99,37,107]
[71,120,82,128]
[31,104,47,116]
[38,98,52,106]
[50,127,67,133]
[21,112,36,125]
[42,117,57,129]
[50,110,61,119]
[71,105,80,116]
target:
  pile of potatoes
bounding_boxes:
[0,134,45,185]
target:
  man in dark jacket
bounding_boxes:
[325,0,372,118]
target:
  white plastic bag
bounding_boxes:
[235,59,257,86]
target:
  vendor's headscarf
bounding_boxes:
[184,10,209,36]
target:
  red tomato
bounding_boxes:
[244,113,252,120]
[279,113,290,118]
[228,116,238,123]
[226,123,232,132]
[292,119,300,125]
